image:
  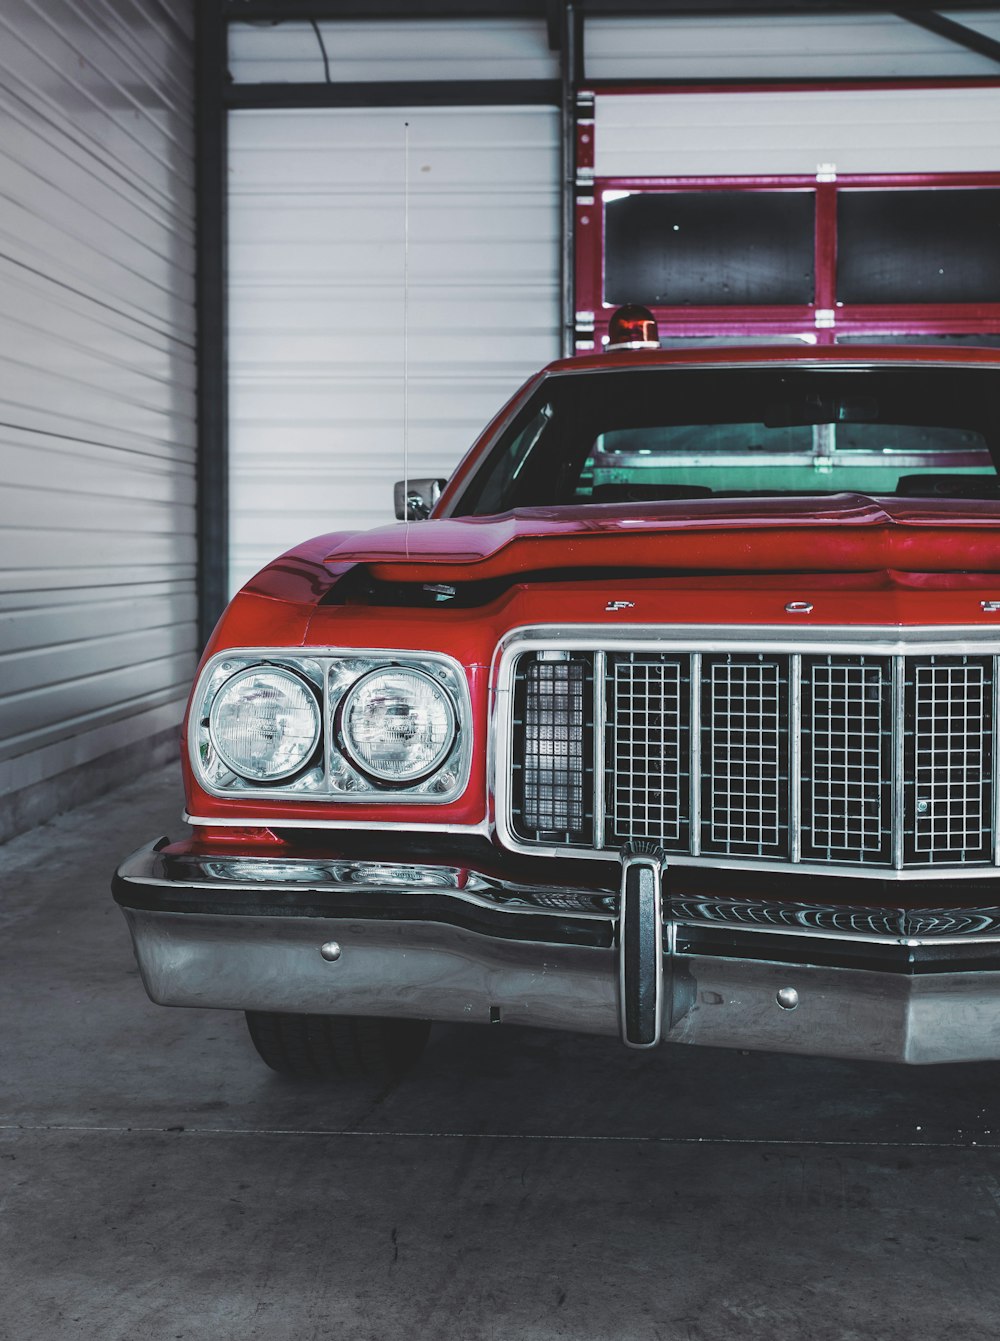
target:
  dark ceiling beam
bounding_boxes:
[225,79,561,108]
[896,10,1000,66]
[583,0,1000,8]
[224,1,542,18]
[546,0,561,50]
[224,0,1000,19]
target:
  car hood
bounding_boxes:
[324,493,1000,581]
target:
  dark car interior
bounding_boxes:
[452,365,1000,515]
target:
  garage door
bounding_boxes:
[228,105,559,593]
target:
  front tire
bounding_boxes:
[244,1011,430,1081]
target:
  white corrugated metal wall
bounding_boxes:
[0,0,197,841]
[226,10,1000,595]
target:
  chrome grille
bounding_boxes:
[703,657,787,856]
[609,655,688,845]
[512,656,591,843]
[505,643,997,873]
[905,658,993,864]
[801,657,892,864]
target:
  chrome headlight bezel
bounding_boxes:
[189,648,472,804]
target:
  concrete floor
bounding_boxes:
[4,770,1000,1340]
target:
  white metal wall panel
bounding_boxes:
[595,85,1000,179]
[0,0,197,828]
[228,107,559,592]
[228,18,558,84]
[586,10,1000,80]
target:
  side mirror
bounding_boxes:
[394,478,445,521]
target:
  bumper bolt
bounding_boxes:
[320,941,342,962]
[776,986,799,1010]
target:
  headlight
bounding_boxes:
[339,667,457,783]
[191,649,469,802]
[208,667,321,781]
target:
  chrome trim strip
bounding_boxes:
[185,813,491,835]
[494,624,1000,659]
[892,654,906,871]
[790,654,802,865]
[592,650,607,850]
[994,653,1000,869]
[117,848,615,921]
[689,652,702,856]
[117,841,1000,947]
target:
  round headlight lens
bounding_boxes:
[339,667,457,783]
[208,667,321,782]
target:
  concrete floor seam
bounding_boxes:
[1,1124,997,1150]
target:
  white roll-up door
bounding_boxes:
[228,106,559,593]
[594,85,1000,180]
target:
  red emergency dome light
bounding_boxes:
[606,304,660,351]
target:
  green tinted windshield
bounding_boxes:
[454,366,1000,515]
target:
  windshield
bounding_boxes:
[452,366,1000,515]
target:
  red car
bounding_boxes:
[114,314,1000,1079]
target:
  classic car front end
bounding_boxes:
[114,336,1000,1076]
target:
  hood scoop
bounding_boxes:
[324,494,1000,584]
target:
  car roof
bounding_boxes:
[541,344,1000,375]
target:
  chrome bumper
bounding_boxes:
[113,839,1000,1065]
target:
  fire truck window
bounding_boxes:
[604,191,815,308]
[837,189,1000,305]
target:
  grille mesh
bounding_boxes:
[907,658,993,864]
[703,658,786,855]
[507,647,997,870]
[609,655,687,845]
[516,658,589,841]
[802,657,891,863]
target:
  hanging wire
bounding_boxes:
[310,20,331,83]
[403,120,411,556]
